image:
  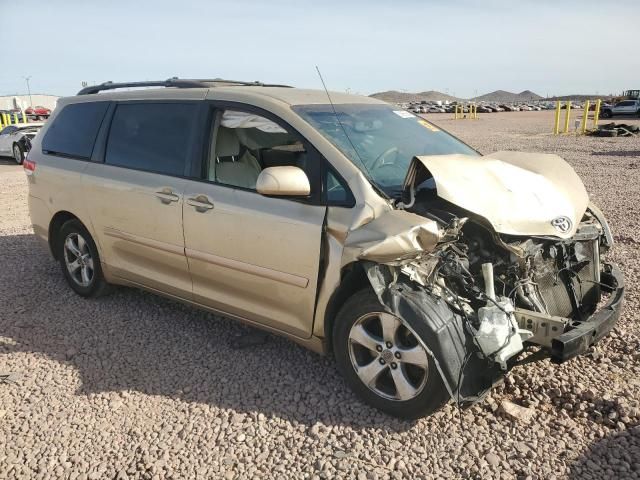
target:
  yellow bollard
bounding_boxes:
[563,101,572,134]
[3,113,8,125]
[581,100,590,134]
[593,99,601,129]
[13,113,18,124]
[22,111,27,123]
[553,101,561,134]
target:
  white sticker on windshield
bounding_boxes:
[393,110,415,119]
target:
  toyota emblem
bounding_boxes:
[551,216,572,233]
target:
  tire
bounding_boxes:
[599,129,618,137]
[57,219,111,297]
[12,143,24,165]
[333,288,449,419]
[602,110,612,119]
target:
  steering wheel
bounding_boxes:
[369,146,400,172]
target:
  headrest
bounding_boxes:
[215,127,240,157]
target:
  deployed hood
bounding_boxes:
[404,151,589,238]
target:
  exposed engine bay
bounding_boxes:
[403,203,606,361]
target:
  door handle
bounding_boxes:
[155,189,180,204]
[187,195,214,212]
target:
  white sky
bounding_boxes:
[1,0,638,98]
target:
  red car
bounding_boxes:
[25,106,51,119]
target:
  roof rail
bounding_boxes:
[77,77,292,95]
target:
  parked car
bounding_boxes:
[26,78,624,419]
[0,108,21,117]
[25,105,52,120]
[0,122,43,164]
[601,100,640,118]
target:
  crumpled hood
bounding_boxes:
[405,151,589,238]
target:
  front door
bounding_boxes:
[83,101,199,298]
[182,107,326,338]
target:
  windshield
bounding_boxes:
[293,104,478,198]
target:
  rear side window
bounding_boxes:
[105,103,196,176]
[42,102,109,159]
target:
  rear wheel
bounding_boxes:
[12,143,24,164]
[333,289,449,419]
[57,219,111,297]
[602,110,612,118]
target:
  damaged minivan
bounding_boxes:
[27,79,624,418]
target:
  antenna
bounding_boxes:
[314,66,379,191]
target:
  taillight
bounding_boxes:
[23,159,36,175]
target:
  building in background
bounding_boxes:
[0,94,59,112]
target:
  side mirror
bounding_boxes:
[256,166,310,197]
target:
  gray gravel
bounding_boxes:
[1,111,639,479]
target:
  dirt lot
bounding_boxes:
[1,111,638,479]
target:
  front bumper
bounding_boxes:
[550,263,625,363]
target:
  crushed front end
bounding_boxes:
[347,152,625,405]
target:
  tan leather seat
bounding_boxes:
[213,127,261,189]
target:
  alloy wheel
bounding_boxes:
[63,233,94,287]
[13,145,22,164]
[348,311,430,401]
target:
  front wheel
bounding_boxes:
[13,143,24,165]
[602,110,612,118]
[333,289,449,419]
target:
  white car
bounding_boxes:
[0,122,43,164]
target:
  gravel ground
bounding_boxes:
[1,111,638,480]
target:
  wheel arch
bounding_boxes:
[48,211,86,260]
[322,260,373,354]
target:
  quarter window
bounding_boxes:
[105,103,197,176]
[41,102,109,159]
[326,169,354,207]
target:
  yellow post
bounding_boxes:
[454,105,459,120]
[593,99,601,129]
[581,100,590,134]
[563,101,572,134]
[22,111,27,123]
[13,113,18,124]
[553,101,561,134]
[3,113,9,125]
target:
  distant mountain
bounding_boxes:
[370,90,461,103]
[370,89,543,103]
[471,90,543,102]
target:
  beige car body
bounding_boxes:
[26,85,592,356]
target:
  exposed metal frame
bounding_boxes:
[77,77,293,95]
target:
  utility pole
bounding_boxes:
[23,76,33,108]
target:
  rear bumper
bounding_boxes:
[550,263,624,363]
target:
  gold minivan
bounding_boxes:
[27,79,624,418]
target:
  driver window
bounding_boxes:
[207,110,308,190]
